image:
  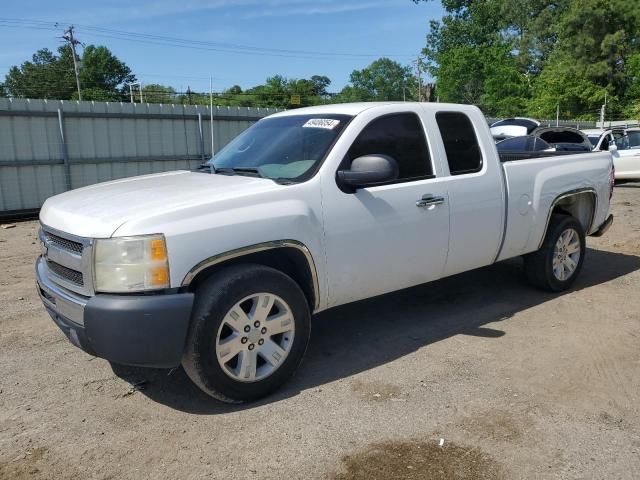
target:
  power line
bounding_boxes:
[0,17,416,60]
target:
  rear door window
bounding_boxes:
[435,112,483,175]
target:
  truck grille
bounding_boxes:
[43,231,83,254]
[46,260,84,286]
[40,224,93,296]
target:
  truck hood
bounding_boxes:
[40,170,280,238]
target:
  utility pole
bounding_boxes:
[413,57,423,102]
[209,77,215,158]
[62,26,82,101]
[599,92,607,127]
[556,104,560,127]
[127,82,143,103]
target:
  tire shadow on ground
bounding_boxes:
[111,247,640,414]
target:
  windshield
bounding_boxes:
[207,114,352,181]
[497,135,552,152]
[588,135,600,147]
[536,129,588,145]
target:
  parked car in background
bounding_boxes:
[628,128,640,149]
[490,117,540,141]
[496,135,554,153]
[584,128,627,151]
[583,127,640,180]
[530,126,593,152]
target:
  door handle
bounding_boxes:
[416,195,445,208]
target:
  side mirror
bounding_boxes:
[337,155,399,191]
[608,144,618,152]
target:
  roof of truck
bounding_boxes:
[268,102,479,118]
[268,102,403,117]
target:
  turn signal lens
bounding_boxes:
[150,238,167,261]
[151,266,170,287]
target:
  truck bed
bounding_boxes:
[499,150,593,162]
[497,150,613,262]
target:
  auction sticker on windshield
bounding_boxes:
[303,119,341,129]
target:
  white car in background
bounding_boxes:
[583,127,640,180]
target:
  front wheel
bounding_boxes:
[524,215,586,292]
[182,264,311,403]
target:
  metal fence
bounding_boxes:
[487,118,597,129]
[0,98,278,216]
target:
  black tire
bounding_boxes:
[524,214,586,292]
[182,264,311,403]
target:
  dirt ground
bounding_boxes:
[1,186,640,480]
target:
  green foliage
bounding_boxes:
[624,53,640,117]
[5,47,76,99]
[336,58,417,102]
[79,45,135,97]
[159,75,334,109]
[530,0,640,119]
[480,44,529,116]
[141,83,176,103]
[419,0,640,120]
[4,44,136,101]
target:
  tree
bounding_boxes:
[338,58,416,102]
[420,0,535,112]
[310,75,331,97]
[141,83,176,103]
[417,0,640,119]
[4,44,136,100]
[77,45,136,100]
[528,0,640,118]
[4,47,76,99]
[215,75,332,109]
[624,53,640,118]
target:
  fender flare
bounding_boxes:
[538,188,597,249]
[181,240,320,311]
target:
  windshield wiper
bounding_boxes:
[198,165,286,182]
[216,167,264,178]
[195,163,216,174]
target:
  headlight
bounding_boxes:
[94,234,170,292]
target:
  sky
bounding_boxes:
[0,0,445,94]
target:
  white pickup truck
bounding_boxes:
[36,102,614,403]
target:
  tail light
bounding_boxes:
[609,164,615,199]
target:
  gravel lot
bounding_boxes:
[1,186,639,480]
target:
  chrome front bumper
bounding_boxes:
[36,255,87,325]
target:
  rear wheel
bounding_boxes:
[524,215,585,292]
[182,264,311,403]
